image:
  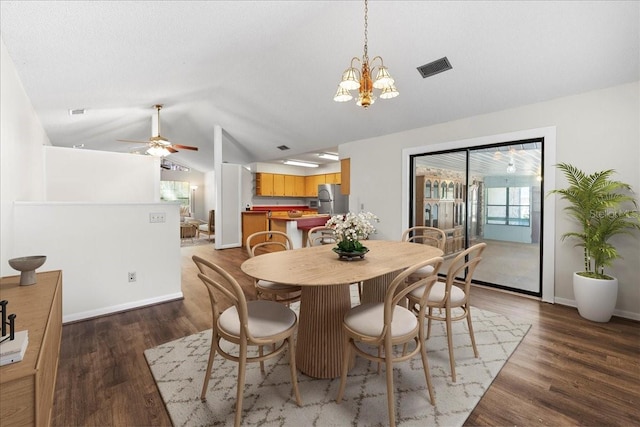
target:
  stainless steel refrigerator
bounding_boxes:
[317,184,349,215]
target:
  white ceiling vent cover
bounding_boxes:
[417,57,452,79]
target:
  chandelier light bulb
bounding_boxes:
[379,84,399,99]
[339,68,361,91]
[373,66,394,89]
[334,86,353,102]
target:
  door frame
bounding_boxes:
[401,127,556,303]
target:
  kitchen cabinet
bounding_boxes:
[326,172,341,184]
[242,212,269,247]
[305,174,326,197]
[340,158,351,195]
[257,172,340,197]
[256,173,274,196]
[284,175,295,196]
[273,174,285,196]
[294,176,305,196]
[0,270,62,427]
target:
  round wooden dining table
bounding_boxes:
[240,239,443,378]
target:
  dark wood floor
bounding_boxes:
[51,244,640,426]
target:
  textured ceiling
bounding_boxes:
[1,1,638,173]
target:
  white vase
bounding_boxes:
[572,272,618,322]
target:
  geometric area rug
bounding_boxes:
[144,296,531,427]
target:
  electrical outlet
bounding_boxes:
[149,212,166,223]
[128,272,136,282]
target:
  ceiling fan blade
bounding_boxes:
[117,138,150,144]
[172,144,198,151]
[167,146,179,153]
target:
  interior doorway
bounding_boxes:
[409,139,544,297]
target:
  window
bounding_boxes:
[160,181,190,210]
[486,186,530,226]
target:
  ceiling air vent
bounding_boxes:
[417,57,452,79]
[277,145,290,151]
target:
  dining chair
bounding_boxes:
[406,242,487,382]
[306,226,337,247]
[336,256,444,427]
[401,226,447,279]
[192,255,302,427]
[198,209,215,241]
[245,231,302,304]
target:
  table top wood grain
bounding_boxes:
[241,240,443,286]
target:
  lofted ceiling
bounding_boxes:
[1,1,638,173]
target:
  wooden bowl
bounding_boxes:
[287,210,303,218]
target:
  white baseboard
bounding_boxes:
[62,292,184,324]
[554,297,640,321]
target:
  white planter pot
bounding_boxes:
[573,272,618,322]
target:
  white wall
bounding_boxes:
[1,39,182,322]
[0,38,51,277]
[45,146,160,202]
[341,82,640,319]
[13,202,182,323]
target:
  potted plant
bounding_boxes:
[325,211,379,260]
[549,163,640,322]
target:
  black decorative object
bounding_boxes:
[332,247,369,261]
[0,300,16,343]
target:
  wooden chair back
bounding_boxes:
[402,226,446,251]
[435,242,486,307]
[206,209,215,232]
[246,231,293,257]
[307,226,337,247]
[192,255,252,338]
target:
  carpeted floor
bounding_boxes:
[145,294,530,427]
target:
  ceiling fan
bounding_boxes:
[117,104,198,156]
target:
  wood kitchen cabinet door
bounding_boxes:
[284,175,296,196]
[326,173,341,184]
[273,174,285,196]
[294,176,305,196]
[305,175,322,197]
[256,173,274,196]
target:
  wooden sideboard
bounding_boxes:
[0,270,62,426]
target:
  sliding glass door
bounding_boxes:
[410,139,543,296]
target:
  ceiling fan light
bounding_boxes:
[373,66,394,89]
[147,146,170,157]
[379,84,399,99]
[333,86,353,102]
[339,68,360,91]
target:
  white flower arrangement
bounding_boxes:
[325,211,379,252]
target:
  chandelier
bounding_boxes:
[333,0,398,108]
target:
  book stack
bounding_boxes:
[0,330,29,366]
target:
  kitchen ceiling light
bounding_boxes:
[318,153,339,161]
[333,0,398,109]
[283,160,319,168]
[506,158,516,174]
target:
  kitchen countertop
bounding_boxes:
[269,215,330,229]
